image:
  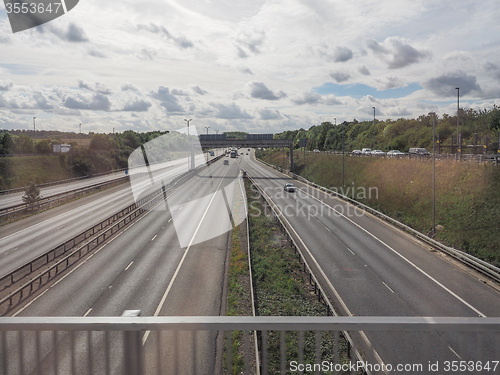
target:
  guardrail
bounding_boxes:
[0,155,226,314]
[256,158,500,285]
[244,173,371,371]
[0,168,128,196]
[0,316,498,375]
[0,177,129,219]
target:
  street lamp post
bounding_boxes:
[79,123,82,134]
[456,87,460,159]
[372,107,376,149]
[184,118,192,170]
[33,116,36,131]
[205,126,210,135]
[431,112,437,237]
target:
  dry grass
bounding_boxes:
[259,150,499,266]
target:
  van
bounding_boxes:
[409,148,430,157]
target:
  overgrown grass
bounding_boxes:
[258,150,500,266]
[245,179,352,374]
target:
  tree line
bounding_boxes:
[274,105,500,152]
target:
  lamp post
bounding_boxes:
[372,107,376,149]
[79,123,82,134]
[456,87,460,158]
[431,112,437,237]
[205,126,210,135]
[33,116,36,131]
[184,118,192,170]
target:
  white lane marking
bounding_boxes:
[449,346,462,359]
[324,226,332,233]
[142,165,233,345]
[348,248,355,255]
[12,182,189,317]
[382,282,395,294]
[125,261,134,271]
[299,186,487,318]
[168,218,172,223]
[250,172,387,374]
[151,235,157,241]
[83,308,92,317]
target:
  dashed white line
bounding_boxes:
[382,281,395,294]
[151,234,157,241]
[83,308,92,317]
[125,261,134,271]
[449,346,462,359]
[348,248,355,255]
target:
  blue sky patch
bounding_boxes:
[313,82,422,99]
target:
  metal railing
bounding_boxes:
[256,158,500,284]
[0,316,498,375]
[0,177,129,219]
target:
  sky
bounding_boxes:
[0,0,500,135]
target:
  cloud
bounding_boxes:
[424,71,482,97]
[367,37,431,69]
[192,86,208,95]
[137,23,194,49]
[259,108,281,120]
[358,65,370,75]
[484,62,500,81]
[152,86,184,113]
[318,46,353,63]
[292,92,322,106]
[330,72,351,83]
[122,83,139,92]
[0,81,13,91]
[249,82,286,100]
[210,102,252,119]
[64,93,111,111]
[66,23,89,42]
[235,29,266,58]
[123,100,152,112]
[78,81,112,95]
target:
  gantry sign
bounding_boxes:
[198,134,294,171]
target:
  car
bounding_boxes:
[371,150,386,156]
[246,153,249,155]
[409,148,430,157]
[284,183,296,192]
[361,148,372,155]
[313,149,320,153]
[223,159,229,165]
[351,149,362,156]
[387,150,405,157]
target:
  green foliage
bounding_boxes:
[90,134,113,150]
[22,181,41,204]
[274,106,500,152]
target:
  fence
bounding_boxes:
[0,316,498,375]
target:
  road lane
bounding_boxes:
[4,156,241,374]
[240,152,500,371]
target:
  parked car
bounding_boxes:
[284,183,296,192]
[387,150,405,157]
[371,150,386,156]
[409,148,430,157]
[352,149,362,156]
[361,148,372,155]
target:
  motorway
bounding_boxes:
[239,151,500,372]
[2,154,244,374]
[0,153,216,279]
[1,149,499,374]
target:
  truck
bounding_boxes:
[230,150,237,158]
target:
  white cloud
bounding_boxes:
[0,0,499,133]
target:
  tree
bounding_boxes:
[22,181,41,209]
[0,133,14,155]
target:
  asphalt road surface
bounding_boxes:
[239,151,500,374]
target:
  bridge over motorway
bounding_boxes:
[198,134,295,170]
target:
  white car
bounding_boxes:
[361,148,372,155]
[371,150,386,156]
[284,183,296,192]
[387,150,405,157]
